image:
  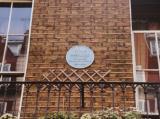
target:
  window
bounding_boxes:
[0,63,11,71]
[131,0,160,30]
[0,1,32,116]
[0,102,7,114]
[131,0,160,115]
[0,2,32,73]
[0,63,11,82]
[133,32,160,114]
[134,33,160,82]
[138,98,158,113]
[137,88,158,114]
[150,40,160,56]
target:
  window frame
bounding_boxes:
[0,1,32,78]
[132,30,160,80]
[131,30,160,114]
[0,0,34,117]
[130,0,160,114]
[0,102,7,114]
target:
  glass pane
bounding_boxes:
[0,35,7,69]
[9,3,32,35]
[134,33,158,70]
[145,71,159,82]
[0,76,23,116]
[3,35,28,72]
[0,3,11,34]
[132,0,160,30]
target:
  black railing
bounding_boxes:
[0,81,160,119]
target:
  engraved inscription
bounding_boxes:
[66,45,94,68]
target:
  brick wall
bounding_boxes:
[26,0,132,81]
[22,0,133,118]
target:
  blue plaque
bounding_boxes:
[66,45,94,68]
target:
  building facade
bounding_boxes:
[0,0,160,118]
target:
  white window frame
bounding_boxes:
[0,63,11,71]
[135,69,145,82]
[0,102,7,114]
[137,98,158,114]
[138,99,145,112]
[147,97,158,114]
[0,1,32,75]
[150,40,160,56]
[131,31,160,114]
[0,63,11,82]
[132,30,160,81]
[0,1,34,118]
[129,0,160,114]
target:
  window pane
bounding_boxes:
[0,76,23,116]
[9,3,32,35]
[0,35,7,66]
[145,71,159,82]
[132,0,160,30]
[134,33,158,70]
[3,35,28,72]
[0,3,11,34]
[134,33,160,82]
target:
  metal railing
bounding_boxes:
[0,81,160,119]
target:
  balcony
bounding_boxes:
[0,81,159,119]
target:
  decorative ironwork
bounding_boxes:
[0,81,159,119]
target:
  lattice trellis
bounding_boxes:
[42,69,111,82]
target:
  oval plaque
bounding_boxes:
[66,45,94,68]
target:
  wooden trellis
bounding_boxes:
[42,69,111,82]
